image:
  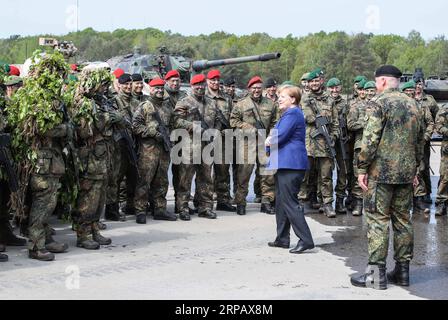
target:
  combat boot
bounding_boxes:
[435,202,447,216]
[309,192,320,210]
[413,197,430,215]
[136,213,147,224]
[352,198,363,216]
[92,232,112,246]
[216,202,236,212]
[105,203,120,221]
[76,239,100,250]
[76,223,100,250]
[29,249,55,261]
[323,204,336,218]
[0,252,7,262]
[387,261,410,286]
[179,209,191,221]
[198,210,217,219]
[154,211,178,221]
[351,264,387,290]
[236,205,246,216]
[0,220,27,246]
[335,197,347,214]
[45,235,68,253]
[261,202,275,215]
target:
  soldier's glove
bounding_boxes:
[109,112,123,124]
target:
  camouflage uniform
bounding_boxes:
[358,88,423,265]
[415,93,439,198]
[132,96,172,216]
[75,95,114,244]
[28,123,68,251]
[206,87,234,205]
[111,92,139,214]
[301,91,339,212]
[230,95,277,207]
[435,104,448,210]
[173,94,221,215]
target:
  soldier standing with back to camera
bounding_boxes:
[230,76,278,216]
[133,78,178,224]
[434,104,448,216]
[205,70,236,212]
[351,65,423,290]
[301,70,339,218]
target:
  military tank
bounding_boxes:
[106,46,281,83]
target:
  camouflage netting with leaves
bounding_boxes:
[6,50,73,220]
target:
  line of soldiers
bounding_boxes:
[297,67,443,219]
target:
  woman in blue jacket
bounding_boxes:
[266,85,315,254]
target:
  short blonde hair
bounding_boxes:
[277,85,302,105]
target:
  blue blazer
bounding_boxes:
[267,107,309,171]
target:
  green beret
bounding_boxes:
[400,80,416,92]
[357,79,367,89]
[4,75,23,86]
[354,75,367,84]
[311,68,324,77]
[282,80,294,86]
[364,81,376,89]
[300,73,310,81]
[306,71,320,81]
[326,78,341,88]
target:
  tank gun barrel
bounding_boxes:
[191,52,281,72]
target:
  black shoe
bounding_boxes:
[29,249,55,261]
[105,203,120,221]
[335,197,347,213]
[413,197,430,215]
[351,265,387,290]
[352,198,363,216]
[216,202,236,212]
[268,241,290,249]
[136,213,147,224]
[0,252,8,262]
[76,239,100,250]
[289,241,314,254]
[198,210,217,219]
[45,241,69,253]
[179,211,191,221]
[93,233,112,246]
[154,211,178,221]
[387,261,410,286]
[261,203,274,215]
[236,205,246,216]
[0,221,27,246]
[323,204,336,218]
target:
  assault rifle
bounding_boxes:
[153,110,172,153]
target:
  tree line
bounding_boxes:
[1,28,447,90]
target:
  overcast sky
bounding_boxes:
[0,0,445,40]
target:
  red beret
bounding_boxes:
[247,76,263,88]
[164,70,180,80]
[149,78,166,87]
[190,74,206,85]
[207,69,221,80]
[9,65,20,76]
[70,64,78,71]
[113,68,125,79]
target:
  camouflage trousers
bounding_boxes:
[364,180,414,265]
[214,163,232,202]
[298,159,318,200]
[352,149,363,199]
[300,157,334,204]
[105,138,121,206]
[28,174,61,250]
[134,144,169,214]
[117,140,138,207]
[176,162,214,213]
[436,147,448,204]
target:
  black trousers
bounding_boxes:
[274,169,314,247]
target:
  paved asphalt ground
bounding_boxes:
[0,146,447,300]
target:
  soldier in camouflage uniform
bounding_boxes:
[205,70,236,212]
[110,74,140,219]
[351,65,424,290]
[172,74,219,220]
[346,79,368,216]
[73,68,117,250]
[132,78,178,224]
[131,73,149,103]
[364,81,377,101]
[164,70,187,214]
[327,78,350,213]
[401,81,433,214]
[434,104,448,216]
[301,70,339,218]
[414,74,439,204]
[230,76,278,216]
